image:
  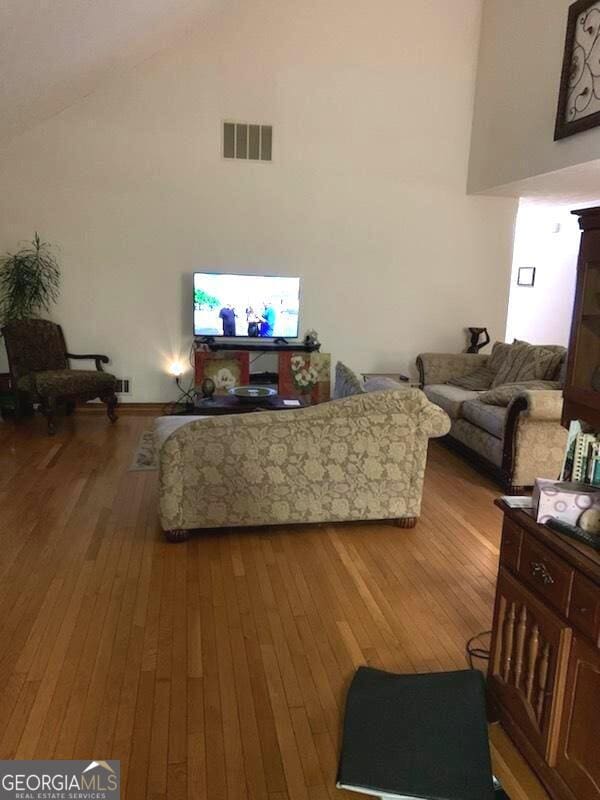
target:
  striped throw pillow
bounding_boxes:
[491,344,562,388]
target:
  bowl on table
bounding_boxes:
[228,385,277,404]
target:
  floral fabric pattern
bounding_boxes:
[491,343,563,387]
[422,384,479,420]
[28,369,116,398]
[520,389,565,422]
[419,352,567,489]
[278,352,331,404]
[2,318,68,381]
[416,353,489,387]
[447,366,495,391]
[2,318,116,404]
[158,389,450,531]
[461,399,507,440]
[290,354,320,393]
[512,417,568,484]
[479,380,562,407]
[450,418,504,467]
[512,390,568,483]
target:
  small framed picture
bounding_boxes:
[555,0,600,140]
[517,266,536,287]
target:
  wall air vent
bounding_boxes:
[115,378,131,395]
[223,122,272,161]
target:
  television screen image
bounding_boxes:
[193,272,300,338]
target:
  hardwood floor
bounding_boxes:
[0,412,548,799]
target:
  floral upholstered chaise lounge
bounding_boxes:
[155,389,450,541]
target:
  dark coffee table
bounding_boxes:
[172,394,307,416]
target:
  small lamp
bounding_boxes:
[169,361,184,378]
[168,361,195,409]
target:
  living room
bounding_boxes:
[0,1,599,799]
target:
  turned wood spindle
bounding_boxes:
[514,606,527,689]
[503,602,516,683]
[525,624,539,703]
[494,596,507,675]
[536,642,551,723]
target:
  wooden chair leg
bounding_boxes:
[14,391,34,420]
[13,391,24,421]
[40,396,57,435]
[395,517,417,529]
[507,485,527,496]
[102,392,119,423]
[165,528,191,543]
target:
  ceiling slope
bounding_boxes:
[0,0,219,145]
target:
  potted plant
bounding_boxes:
[0,233,61,416]
[0,233,61,323]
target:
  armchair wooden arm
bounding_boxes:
[66,353,110,371]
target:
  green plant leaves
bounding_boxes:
[0,232,60,323]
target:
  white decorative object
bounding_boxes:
[533,478,600,526]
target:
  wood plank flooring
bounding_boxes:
[0,412,548,799]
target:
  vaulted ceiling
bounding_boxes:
[0,0,218,145]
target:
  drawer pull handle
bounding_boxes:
[530,561,554,585]
[576,606,589,614]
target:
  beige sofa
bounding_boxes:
[156,389,450,541]
[416,352,568,492]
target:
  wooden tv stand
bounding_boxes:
[489,501,600,800]
[196,338,320,353]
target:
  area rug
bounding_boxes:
[130,430,158,471]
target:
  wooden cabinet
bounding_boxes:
[556,637,600,800]
[490,503,600,800]
[563,206,600,428]
[489,570,571,764]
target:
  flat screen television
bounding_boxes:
[193,272,300,339]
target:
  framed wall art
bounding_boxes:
[278,352,331,405]
[194,350,250,395]
[517,266,536,287]
[555,0,600,140]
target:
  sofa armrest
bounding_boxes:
[503,390,567,488]
[416,353,489,387]
[419,401,451,438]
[511,389,564,421]
[159,432,187,529]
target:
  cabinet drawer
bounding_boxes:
[518,535,573,615]
[568,572,600,644]
[500,519,522,572]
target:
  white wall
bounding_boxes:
[0,0,517,401]
[469,0,600,194]
[505,202,579,346]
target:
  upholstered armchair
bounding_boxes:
[2,318,118,434]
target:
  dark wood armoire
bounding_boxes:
[488,205,600,800]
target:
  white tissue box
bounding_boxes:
[533,478,600,525]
